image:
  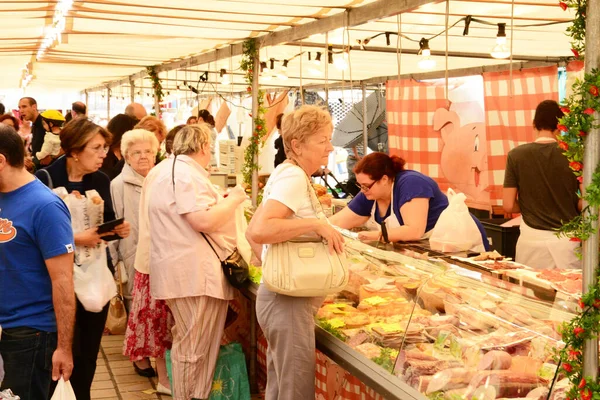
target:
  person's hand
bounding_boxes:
[52,347,73,382]
[24,156,34,172]
[75,227,104,247]
[112,221,131,239]
[40,155,52,166]
[357,230,382,243]
[315,220,344,254]
[227,185,249,205]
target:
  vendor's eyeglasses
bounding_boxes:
[130,149,153,159]
[355,179,378,192]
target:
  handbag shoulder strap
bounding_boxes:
[40,168,53,189]
[288,161,325,220]
[201,232,224,262]
[172,157,225,263]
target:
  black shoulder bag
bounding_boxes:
[172,156,248,288]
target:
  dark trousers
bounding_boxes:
[0,327,57,400]
[49,300,110,400]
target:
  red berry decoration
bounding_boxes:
[590,85,599,97]
[584,108,595,115]
[559,1,568,10]
[559,141,569,151]
[570,161,583,171]
[574,326,585,337]
[557,124,569,132]
[563,363,573,372]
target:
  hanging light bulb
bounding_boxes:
[220,68,231,85]
[260,61,269,75]
[282,60,289,71]
[417,38,436,70]
[334,52,349,71]
[313,52,322,66]
[491,23,511,59]
[269,58,275,71]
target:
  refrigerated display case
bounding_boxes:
[308,238,574,400]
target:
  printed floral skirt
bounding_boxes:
[123,271,174,361]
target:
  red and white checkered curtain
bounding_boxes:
[386,79,451,191]
[483,66,559,205]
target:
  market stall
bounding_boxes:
[236,233,579,400]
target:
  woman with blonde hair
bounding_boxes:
[246,105,344,399]
[139,124,247,400]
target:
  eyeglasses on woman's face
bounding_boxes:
[86,144,109,154]
[130,149,153,159]
[355,179,378,192]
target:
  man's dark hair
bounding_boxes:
[533,100,564,132]
[20,97,37,107]
[0,103,5,115]
[276,113,284,130]
[0,124,25,168]
[72,101,86,115]
[106,113,137,149]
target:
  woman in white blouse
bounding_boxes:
[247,106,344,399]
[140,124,247,400]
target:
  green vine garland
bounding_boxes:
[146,66,164,111]
[559,0,587,59]
[556,1,600,399]
[240,39,267,189]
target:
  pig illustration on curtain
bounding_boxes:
[433,108,490,208]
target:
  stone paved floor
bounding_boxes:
[93,334,263,400]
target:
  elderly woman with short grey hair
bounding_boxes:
[140,124,247,400]
[247,105,344,399]
[110,129,174,395]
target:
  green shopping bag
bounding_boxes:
[166,342,251,400]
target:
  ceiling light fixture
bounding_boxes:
[37,0,73,61]
[260,61,268,74]
[282,60,289,71]
[269,58,275,71]
[417,38,436,70]
[314,52,322,65]
[491,23,510,59]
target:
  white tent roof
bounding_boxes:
[1,0,574,93]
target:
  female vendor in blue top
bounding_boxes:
[330,152,489,248]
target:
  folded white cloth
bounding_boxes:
[36,131,61,160]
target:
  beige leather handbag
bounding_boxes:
[262,169,348,297]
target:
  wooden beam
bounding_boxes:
[83,0,438,93]
[360,60,561,85]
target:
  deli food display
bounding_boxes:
[315,238,575,400]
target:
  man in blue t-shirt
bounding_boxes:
[0,126,76,400]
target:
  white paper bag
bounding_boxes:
[429,189,483,253]
[51,377,77,400]
[73,242,116,313]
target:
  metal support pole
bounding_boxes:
[251,49,260,207]
[130,81,135,103]
[106,88,111,121]
[84,90,89,107]
[325,32,329,104]
[362,83,368,152]
[154,95,160,117]
[582,0,600,379]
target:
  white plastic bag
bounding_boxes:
[51,377,77,400]
[73,242,116,313]
[429,189,483,253]
[235,200,252,265]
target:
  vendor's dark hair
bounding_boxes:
[533,100,564,132]
[276,113,284,130]
[0,124,25,168]
[198,109,215,127]
[354,152,406,181]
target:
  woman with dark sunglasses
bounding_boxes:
[330,152,489,249]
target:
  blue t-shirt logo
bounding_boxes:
[0,217,17,243]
